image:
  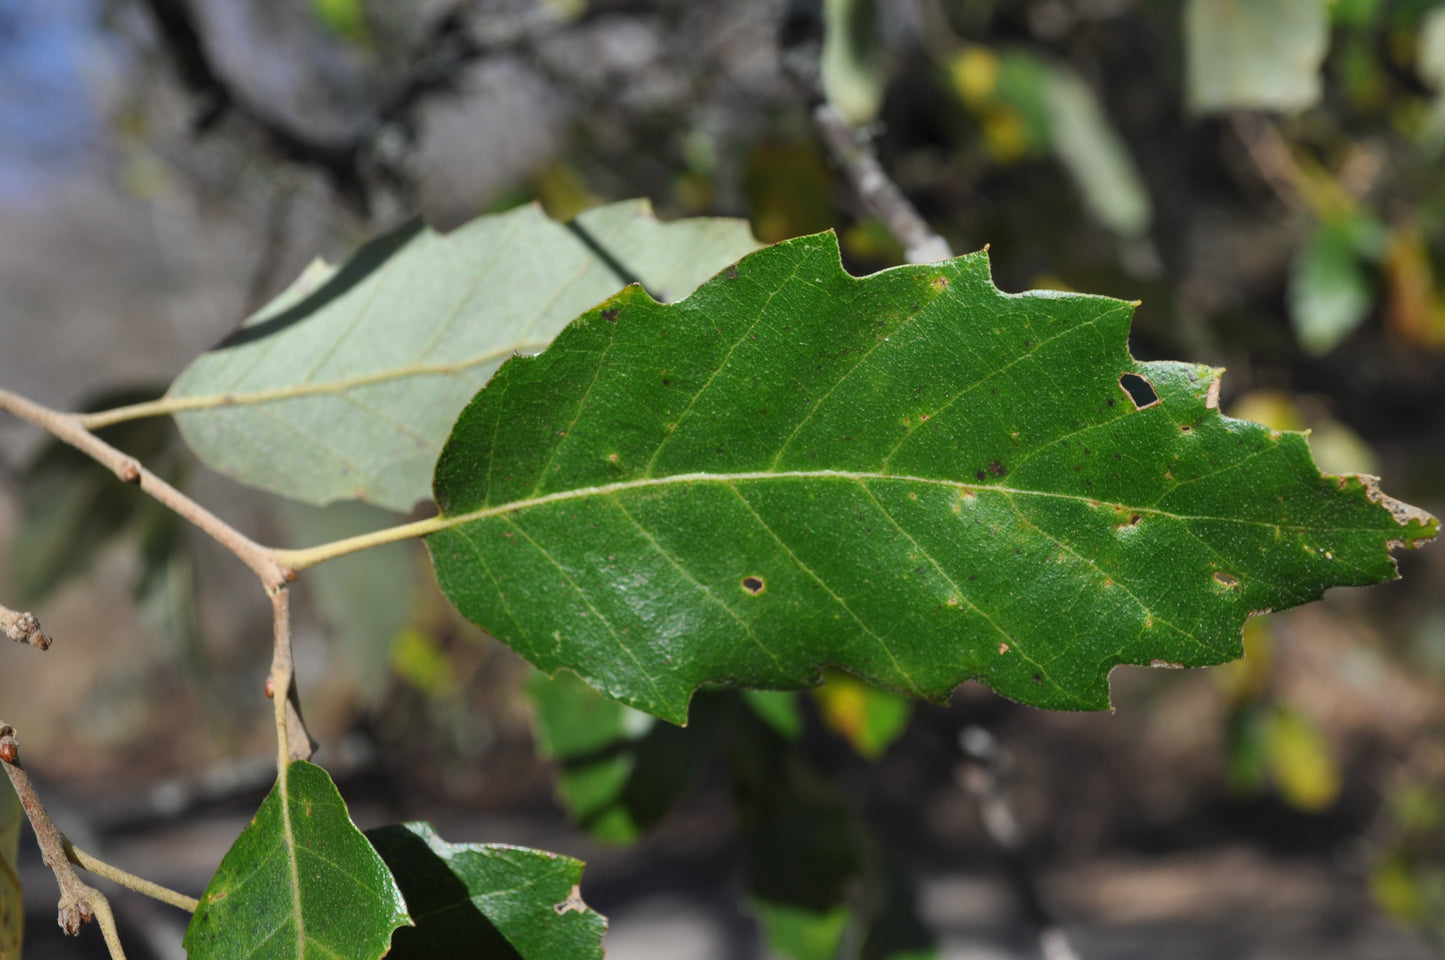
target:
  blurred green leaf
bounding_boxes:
[1289,216,1386,354]
[1039,65,1152,237]
[310,0,367,39]
[734,712,934,960]
[1332,0,1382,28]
[526,671,729,844]
[1265,706,1340,812]
[0,778,20,960]
[1185,0,1329,113]
[366,822,605,960]
[741,689,805,741]
[822,0,887,126]
[812,670,912,759]
[389,628,460,699]
[184,761,410,960]
[751,902,852,960]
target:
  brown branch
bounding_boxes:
[1,723,127,959]
[779,5,953,265]
[268,589,315,765]
[1,603,51,650]
[0,389,294,591]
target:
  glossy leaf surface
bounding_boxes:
[168,200,759,511]
[429,232,1436,723]
[0,778,19,960]
[184,761,409,960]
[366,821,605,959]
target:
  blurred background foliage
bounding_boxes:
[1,0,1444,957]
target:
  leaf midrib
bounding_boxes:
[280,466,1387,573]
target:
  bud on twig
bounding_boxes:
[1,603,52,649]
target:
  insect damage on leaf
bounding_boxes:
[426,231,1438,724]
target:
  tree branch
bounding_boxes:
[779,3,953,264]
[1,723,127,958]
[268,589,315,765]
[0,389,294,591]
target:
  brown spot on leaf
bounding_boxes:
[998,642,1009,654]
[742,576,765,595]
[1214,571,1240,587]
[988,460,1006,476]
[600,308,620,323]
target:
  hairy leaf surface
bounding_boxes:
[0,778,19,960]
[429,233,1437,723]
[366,821,605,959]
[184,761,409,960]
[167,200,759,511]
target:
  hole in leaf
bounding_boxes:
[1213,571,1240,588]
[741,576,765,595]
[1118,373,1159,409]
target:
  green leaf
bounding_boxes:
[752,902,852,960]
[1039,65,1152,238]
[1288,216,1385,354]
[822,0,887,126]
[811,670,912,759]
[526,671,730,843]
[0,777,20,960]
[427,233,1435,723]
[166,200,760,512]
[184,761,409,960]
[1185,0,1329,114]
[365,822,605,960]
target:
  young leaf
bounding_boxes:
[183,761,409,960]
[0,778,20,960]
[166,200,760,512]
[365,821,605,959]
[427,233,1436,724]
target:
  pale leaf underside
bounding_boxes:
[167,200,759,511]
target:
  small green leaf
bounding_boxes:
[752,902,852,960]
[167,201,759,511]
[1289,216,1385,354]
[428,233,1435,723]
[366,822,605,960]
[822,0,887,126]
[527,672,729,843]
[812,671,912,759]
[1185,0,1329,114]
[741,689,805,741]
[0,777,21,960]
[184,761,409,960]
